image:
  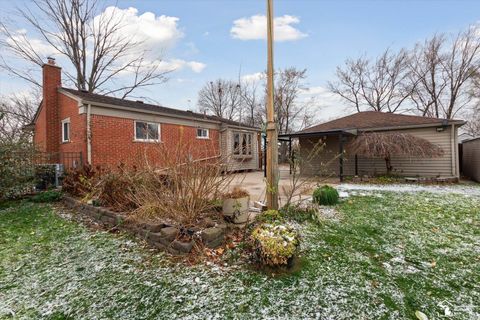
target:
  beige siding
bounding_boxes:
[462,138,480,182]
[222,127,260,171]
[299,125,458,178]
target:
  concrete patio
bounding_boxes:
[228,166,339,206]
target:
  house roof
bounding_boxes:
[288,111,465,136]
[56,87,258,129]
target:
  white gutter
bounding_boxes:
[451,123,455,176]
[87,103,92,165]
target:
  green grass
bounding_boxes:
[0,192,479,319]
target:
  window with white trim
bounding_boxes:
[134,121,160,142]
[233,132,253,156]
[196,128,209,139]
[61,118,70,143]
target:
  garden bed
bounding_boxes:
[63,196,227,255]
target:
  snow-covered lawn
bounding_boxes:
[0,189,479,319]
[337,182,480,197]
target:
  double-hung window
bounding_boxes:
[196,128,209,139]
[61,118,70,143]
[135,121,160,142]
[233,132,253,156]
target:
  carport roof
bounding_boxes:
[281,111,465,137]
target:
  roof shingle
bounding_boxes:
[60,87,258,129]
[296,111,464,134]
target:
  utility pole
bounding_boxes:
[266,0,279,210]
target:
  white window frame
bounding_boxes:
[233,132,253,156]
[134,120,161,142]
[61,118,70,143]
[196,128,209,139]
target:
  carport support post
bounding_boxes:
[289,137,292,175]
[339,132,344,182]
[355,154,358,176]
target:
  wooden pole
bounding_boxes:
[266,0,279,209]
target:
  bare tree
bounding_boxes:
[273,68,310,134]
[0,90,39,143]
[462,105,480,137]
[198,67,316,136]
[329,49,414,113]
[197,79,243,120]
[240,79,264,128]
[408,35,447,117]
[0,0,169,98]
[409,29,480,119]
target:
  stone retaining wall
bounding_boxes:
[63,196,226,255]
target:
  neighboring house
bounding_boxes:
[461,137,480,182]
[30,59,261,171]
[281,111,465,179]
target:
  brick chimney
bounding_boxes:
[42,57,62,154]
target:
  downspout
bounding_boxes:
[87,103,92,165]
[450,123,456,177]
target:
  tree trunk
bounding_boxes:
[384,156,393,175]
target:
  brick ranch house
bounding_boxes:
[281,111,465,180]
[30,59,261,171]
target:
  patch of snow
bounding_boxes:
[338,183,480,196]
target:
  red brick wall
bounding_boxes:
[57,93,87,157]
[90,114,220,168]
[41,63,62,154]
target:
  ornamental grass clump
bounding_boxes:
[312,185,339,206]
[251,223,300,266]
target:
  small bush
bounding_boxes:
[34,165,57,191]
[31,190,63,203]
[280,204,318,223]
[0,141,36,200]
[256,209,282,223]
[251,223,300,266]
[312,185,339,206]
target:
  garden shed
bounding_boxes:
[461,137,480,182]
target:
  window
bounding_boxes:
[196,128,209,139]
[61,118,70,143]
[233,132,253,156]
[135,121,160,142]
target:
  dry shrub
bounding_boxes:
[129,141,235,226]
[62,164,98,197]
[94,165,141,211]
[223,187,249,199]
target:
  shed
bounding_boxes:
[462,137,480,182]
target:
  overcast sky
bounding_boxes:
[1,0,480,122]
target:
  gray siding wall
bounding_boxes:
[221,127,260,171]
[299,125,458,178]
[462,138,480,182]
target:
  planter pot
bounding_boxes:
[222,196,249,215]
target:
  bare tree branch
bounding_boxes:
[0,0,169,98]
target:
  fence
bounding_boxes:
[0,149,83,197]
[34,151,83,170]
